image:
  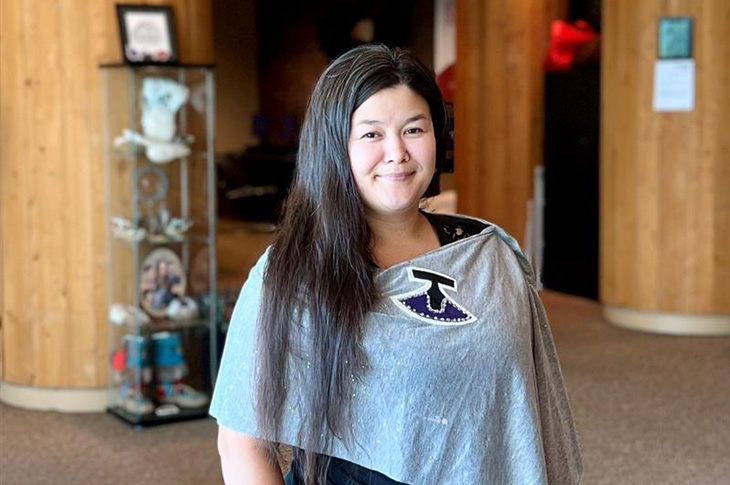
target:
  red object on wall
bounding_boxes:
[436,63,455,103]
[545,20,598,72]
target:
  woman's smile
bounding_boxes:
[376,171,416,181]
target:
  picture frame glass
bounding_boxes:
[117,6,178,64]
[140,248,187,318]
[125,12,171,59]
[658,17,692,59]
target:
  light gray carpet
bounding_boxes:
[1,291,729,484]
[549,292,730,484]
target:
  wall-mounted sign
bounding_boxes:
[653,59,695,112]
[116,5,179,65]
[658,17,693,59]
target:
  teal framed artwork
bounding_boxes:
[658,17,693,59]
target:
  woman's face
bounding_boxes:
[348,84,436,217]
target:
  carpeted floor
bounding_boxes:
[1,291,729,484]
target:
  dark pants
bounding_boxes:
[284,449,407,485]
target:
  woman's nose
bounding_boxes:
[384,136,410,163]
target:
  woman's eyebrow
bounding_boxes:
[404,114,427,124]
[354,119,382,126]
[354,114,428,126]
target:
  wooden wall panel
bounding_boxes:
[214,0,259,152]
[455,0,565,241]
[0,0,213,388]
[601,0,730,315]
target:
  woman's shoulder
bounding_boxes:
[246,245,272,280]
[421,211,492,245]
[421,212,538,287]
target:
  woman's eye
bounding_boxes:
[405,127,424,135]
[362,132,380,139]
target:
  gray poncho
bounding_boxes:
[210,219,583,484]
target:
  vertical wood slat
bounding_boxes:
[0,0,213,388]
[0,0,24,382]
[35,0,66,386]
[634,1,661,311]
[455,0,559,242]
[711,1,730,311]
[454,0,481,219]
[601,0,730,314]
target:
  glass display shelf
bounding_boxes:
[111,234,213,246]
[101,64,218,427]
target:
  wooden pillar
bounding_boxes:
[0,0,213,410]
[455,0,565,241]
[601,0,730,334]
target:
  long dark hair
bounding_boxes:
[255,44,446,484]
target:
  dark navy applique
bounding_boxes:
[391,268,477,325]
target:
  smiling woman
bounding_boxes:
[210,44,582,485]
[348,85,436,216]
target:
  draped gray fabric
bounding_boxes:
[210,217,583,484]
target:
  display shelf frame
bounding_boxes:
[101,64,217,427]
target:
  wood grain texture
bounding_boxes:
[601,0,730,314]
[0,0,213,388]
[455,0,562,242]
[213,0,259,152]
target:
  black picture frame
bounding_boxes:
[657,17,693,59]
[116,4,179,65]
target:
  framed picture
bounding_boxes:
[139,248,187,318]
[658,17,693,59]
[116,4,179,65]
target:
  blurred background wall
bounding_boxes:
[0,0,214,406]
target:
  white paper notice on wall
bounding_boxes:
[653,59,695,112]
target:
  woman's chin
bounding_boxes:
[368,200,422,217]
